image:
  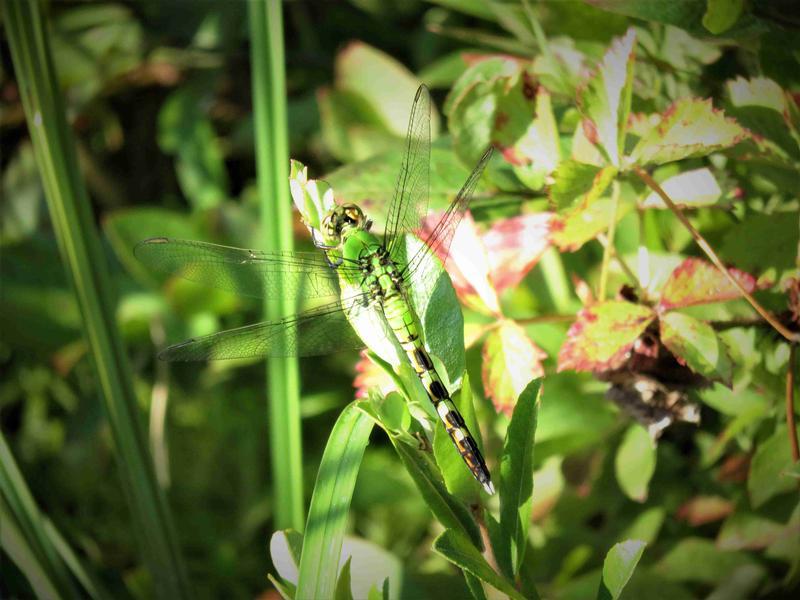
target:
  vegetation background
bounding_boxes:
[1,0,799,598]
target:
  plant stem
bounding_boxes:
[248,0,305,532]
[598,181,620,300]
[2,2,190,596]
[634,166,799,343]
[597,233,641,293]
[787,344,799,462]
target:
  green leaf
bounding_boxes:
[639,168,722,209]
[621,508,665,545]
[268,574,297,600]
[550,194,632,252]
[379,424,482,548]
[340,536,404,600]
[720,212,800,281]
[577,28,636,167]
[716,511,784,551]
[726,76,800,161]
[549,160,617,210]
[492,81,561,189]
[597,540,646,600]
[335,41,438,138]
[654,538,755,584]
[334,557,354,600]
[296,403,374,600]
[289,160,336,231]
[660,312,733,385]
[703,0,744,34]
[628,98,748,166]
[464,571,488,600]
[481,320,546,416]
[433,529,526,600]
[499,379,541,577]
[158,88,229,210]
[558,301,655,372]
[615,424,656,502]
[433,373,482,501]
[748,425,800,508]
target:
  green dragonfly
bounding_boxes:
[135,85,494,494]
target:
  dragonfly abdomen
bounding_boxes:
[382,294,495,495]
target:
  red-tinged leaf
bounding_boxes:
[660,312,733,386]
[658,258,759,310]
[628,98,749,166]
[550,194,632,252]
[483,213,552,293]
[558,301,655,372]
[577,28,636,167]
[353,350,396,399]
[419,211,501,316]
[493,80,560,189]
[676,495,734,526]
[549,160,617,210]
[482,320,546,416]
[639,168,722,209]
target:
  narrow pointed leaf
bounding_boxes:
[597,540,647,600]
[334,557,354,600]
[296,403,373,600]
[499,379,541,576]
[615,424,656,502]
[433,529,526,600]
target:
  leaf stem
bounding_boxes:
[597,232,641,294]
[634,166,799,343]
[520,0,555,64]
[787,344,799,462]
[598,181,620,300]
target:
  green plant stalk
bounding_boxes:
[2,2,190,596]
[248,0,304,531]
[598,181,620,301]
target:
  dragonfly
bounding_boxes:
[135,85,495,494]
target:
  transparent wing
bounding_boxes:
[403,146,493,279]
[158,294,369,361]
[384,85,431,262]
[135,237,359,300]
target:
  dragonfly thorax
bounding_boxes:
[321,203,370,245]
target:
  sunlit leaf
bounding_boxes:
[550,195,632,252]
[339,536,404,600]
[334,557,354,600]
[484,213,552,293]
[658,258,759,310]
[549,160,617,210]
[628,99,749,166]
[289,160,336,231]
[433,529,526,600]
[720,212,800,283]
[639,168,722,209]
[336,41,437,138]
[660,312,733,386]
[482,320,546,415]
[558,301,655,372]
[597,540,646,600]
[270,529,304,585]
[577,28,636,167]
[615,424,656,502]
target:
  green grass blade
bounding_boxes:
[0,433,80,598]
[1,1,190,596]
[296,402,373,600]
[248,0,304,532]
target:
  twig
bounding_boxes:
[597,233,642,294]
[149,319,171,489]
[634,166,799,343]
[515,314,576,326]
[787,344,799,462]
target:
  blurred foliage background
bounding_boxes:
[2,0,800,598]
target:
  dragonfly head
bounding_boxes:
[321,203,368,243]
